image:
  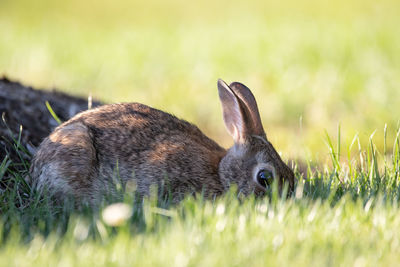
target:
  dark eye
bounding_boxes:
[256,169,274,188]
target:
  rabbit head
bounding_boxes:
[217,79,295,196]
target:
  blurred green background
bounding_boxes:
[0,0,399,161]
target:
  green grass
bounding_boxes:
[4,196,400,266]
[1,0,400,159]
[1,126,400,266]
[1,0,400,265]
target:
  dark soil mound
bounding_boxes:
[0,77,102,173]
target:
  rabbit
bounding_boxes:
[30,79,295,204]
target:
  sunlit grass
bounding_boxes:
[4,196,400,266]
[1,125,400,266]
[1,0,400,265]
[1,0,399,159]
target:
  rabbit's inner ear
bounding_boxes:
[229,82,266,138]
[218,79,246,143]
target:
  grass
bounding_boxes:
[1,0,400,265]
[1,126,400,266]
[1,0,400,158]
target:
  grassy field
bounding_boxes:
[1,0,400,266]
[1,0,400,158]
[1,134,400,266]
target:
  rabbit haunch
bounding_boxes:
[30,80,295,204]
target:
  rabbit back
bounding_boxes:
[30,103,226,203]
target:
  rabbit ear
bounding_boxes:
[218,79,265,143]
[218,79,244,142]
[228,81,265,138]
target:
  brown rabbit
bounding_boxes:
[30,80,295,204]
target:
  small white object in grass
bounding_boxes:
[102,203,133,226]
[216,203,225,215]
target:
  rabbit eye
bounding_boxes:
[256,169,274,188]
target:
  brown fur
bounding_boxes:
[30,80,295,204]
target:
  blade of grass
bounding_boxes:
[45,101,62,125]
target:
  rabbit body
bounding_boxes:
[30,80,295,204]
[31,103,226,203]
